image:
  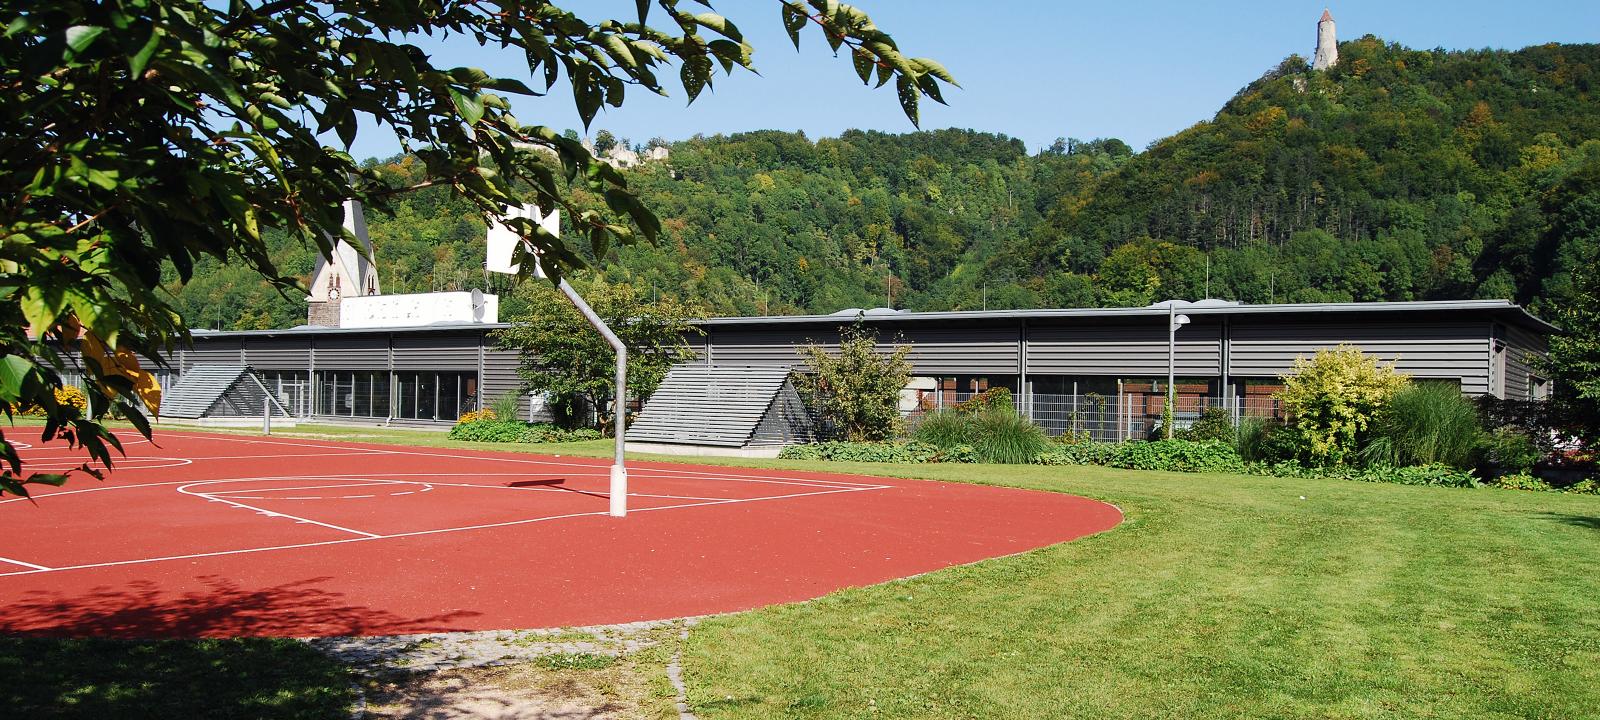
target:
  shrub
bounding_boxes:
[1476,427,1543,473]
[1177,406,1236,443]
[457,408,497,423]
[1109,439,1246,473]
[447,420,602,444]
[20,385,89,417]
[1233,416,1275,462]
[968,408,1049,464]
[1249,460,1480,488]
[1494,472,1552,492]
[1276,345,1409,465]
[934,444,978,463]
[778,441,941,464]
[448,419,528,443]
[914,406,1049,464]
[1037,441,1118,466]
[1567,478,1600,495]
[490,392,523,421]
[952,387,1014,414]
[797,326,913,442]
[1363,382,1483,469]
[913,410,972,448]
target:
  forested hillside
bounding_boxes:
[167,36,1600,329]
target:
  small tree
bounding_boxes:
[1276,344,1410,465]
[1548,263,1600,448]
[798,326,912,441]
[495,280,700,433]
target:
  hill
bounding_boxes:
[164,36,1600,329]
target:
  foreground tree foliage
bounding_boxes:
[495,280,701,432]
[0,0,954,492]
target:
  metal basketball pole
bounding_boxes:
[556,278,628,517]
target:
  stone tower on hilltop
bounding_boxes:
[1313,9,1338,71]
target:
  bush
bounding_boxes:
[448,419,602,444]
[778,441,943,464]
[1276,345,1409,465]
[1177,406,1235,443]
[1036,439,1245,473]
[1567,478,1600,495]
[490,392,523,421]
[1361,382,1482,469]
[952,387,1014,414]
[20,385,89,417]
[914,406,1048,464]
[457,408,497,423]
[1250,460,1480,488]
[1233,416,1275,462]
[448,419,528,443]
[1493,472,1552,492]
[968,408,1049,464]
[1108,439,1246,473]
[1476,427,1543,473]
[913,410,972,448]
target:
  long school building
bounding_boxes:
[165,299,1555,436]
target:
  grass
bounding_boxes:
[8,420,1600,718]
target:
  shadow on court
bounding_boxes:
[0,575,480,638]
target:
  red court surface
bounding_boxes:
[0,430,1121,638]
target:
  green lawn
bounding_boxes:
[7,421,1600,718]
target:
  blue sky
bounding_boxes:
[348,1,1600,161]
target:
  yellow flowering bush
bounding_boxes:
[455,408,497,424]
[1276,345,1410,465]
[20,385,90,417]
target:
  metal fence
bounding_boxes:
[907,391,1285,442]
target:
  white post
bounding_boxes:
[557,278,628,518]
[1167,305,1176,439]
[1166,303,1191,440]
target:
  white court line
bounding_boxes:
[176,481,382,538]
[200,480,406,495]
[0,484,885,577]
[19,457,194,471]
[0,555,51,571]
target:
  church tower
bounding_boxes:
[306,199,381,326]
[1312,9,1338,71]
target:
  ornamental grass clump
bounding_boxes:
[913,405,1048,464]
[1276,345,1409,466]
[969,408,1050,464]
[1362,381,1483,469]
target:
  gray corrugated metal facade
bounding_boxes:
[165,299,1556,424]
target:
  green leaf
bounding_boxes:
[681,55,711,103]
[449,88,485,125]
[896,74,919,127]
[782,4,806,49]
[128,26,162,76]
[0,355,35,400]
[64,25,106,60]
[851,49,873,84]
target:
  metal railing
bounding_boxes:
[905,391,1285,442]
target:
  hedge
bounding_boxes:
[447,419,602,444]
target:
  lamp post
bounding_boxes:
[1166,303,1191,439]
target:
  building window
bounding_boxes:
[261,370,311,417]
[391,371,476,421]
[313,370,391,418]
